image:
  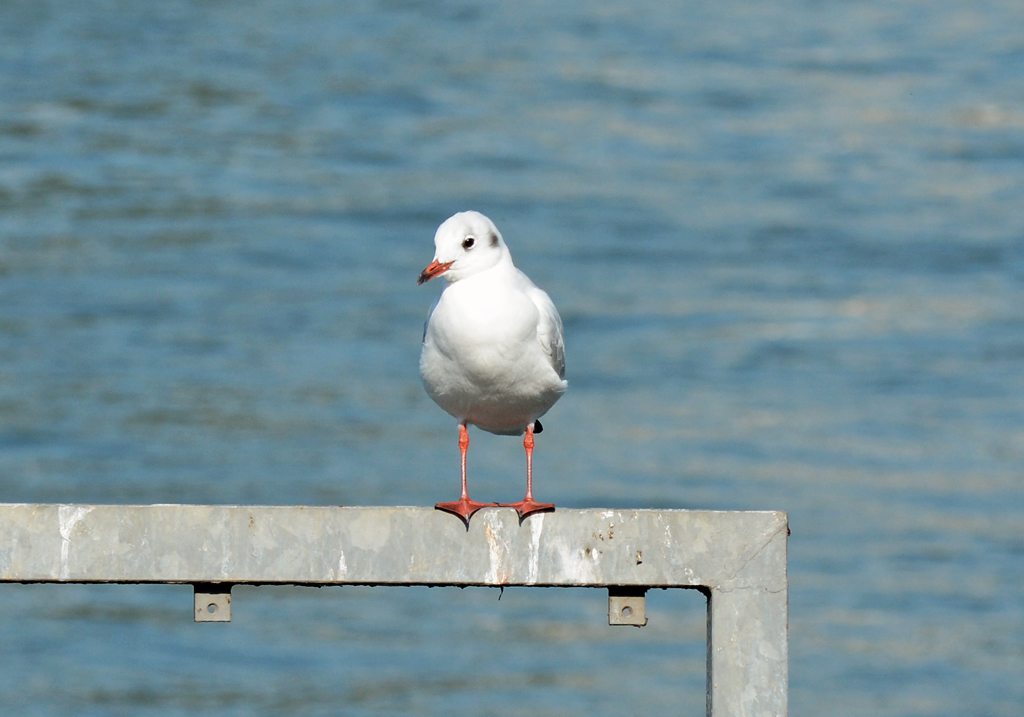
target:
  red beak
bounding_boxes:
[418,259,454,285]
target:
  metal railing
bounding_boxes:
[0,504,788,716]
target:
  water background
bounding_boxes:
[1,1,1023,715]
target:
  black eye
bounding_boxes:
[462,236,475,249]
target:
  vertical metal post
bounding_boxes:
[706,585,788,717]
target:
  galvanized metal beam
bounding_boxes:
[0,504,788,716]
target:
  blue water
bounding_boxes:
[1,1,1023,714]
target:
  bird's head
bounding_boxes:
[418,211,507,285]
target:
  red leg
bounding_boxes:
[436,423,491,527]
[501,422,555,520]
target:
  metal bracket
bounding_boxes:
[193,583,232,622]
[608,586,648,627]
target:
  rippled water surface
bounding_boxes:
[1,1,1023,715]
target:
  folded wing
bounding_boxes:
[519,271,566,381]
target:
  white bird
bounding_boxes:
[418,211,567,525]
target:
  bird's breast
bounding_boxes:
[428,283,539,371]
[419,279,563,422]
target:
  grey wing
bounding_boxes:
[527,284,566,380]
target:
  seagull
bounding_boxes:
[418,211,567,525]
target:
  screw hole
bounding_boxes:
[621,606,632,617]
[207,603,218,614]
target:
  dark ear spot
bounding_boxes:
[489,232,499,247]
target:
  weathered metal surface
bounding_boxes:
[0,504,788,716]
[0,504,786,589]
[708,582,788,716]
